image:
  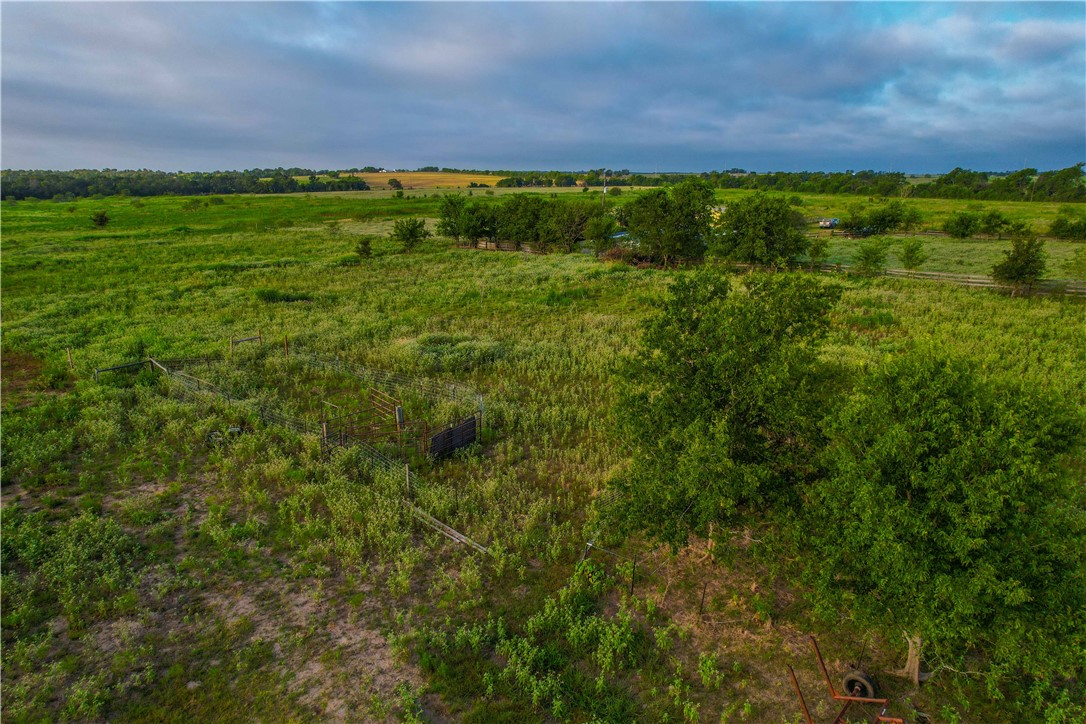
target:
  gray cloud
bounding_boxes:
[2,2,1082,173]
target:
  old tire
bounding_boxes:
[842,670,877,698]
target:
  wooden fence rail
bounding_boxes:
[727,260,1086,297]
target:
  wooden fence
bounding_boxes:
[462,240,544,254]
[728,260,1086,297]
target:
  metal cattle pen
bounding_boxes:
[100,347,492,555]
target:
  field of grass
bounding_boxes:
[712,189,1086,277]
[3,192,1084,721]
[716,188,1080,230]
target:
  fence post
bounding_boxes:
[405,463,411,499]
[94,368,99,383]
[66,348,74,370]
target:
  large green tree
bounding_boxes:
[624,178,715,264]
[613,270,841,546]
[437,194,468,244]
[540,200,597,253]
[807,351,1085,691]
[710,192,807,265]
[496,194,546,250]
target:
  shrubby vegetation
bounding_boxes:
[840,199,923,236]
[992,236,1047,290]
[810,350,1085,691]
[438,191,607,253]
[612,267,1086,712]
[1049,207,1086,240]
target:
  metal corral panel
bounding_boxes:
[429,414,478,460]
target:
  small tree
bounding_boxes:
[540,200,596,253]
[992,236,1046,293]
[613,269,841,546]
[460,203,497,246]
[91,210,110,228]
[437,194,467,244]
[355,235,373,259]
[853,238,887,276]
[806,235,829,270]
[387,177,403,190]
[899,204,923,233]
[391,217,431,252]
[979,210,1009,239]
[898,238,928,271]
[943,211,980,239]
[626,178,715,264]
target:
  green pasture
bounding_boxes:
[2,193,1084,721]
[715,187,1079,229]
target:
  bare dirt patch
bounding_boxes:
[199,576,429,722]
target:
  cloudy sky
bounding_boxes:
[2,1,1083,173]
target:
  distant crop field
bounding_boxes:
[343,171,508,189]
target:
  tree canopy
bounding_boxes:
[710,192,807,265]
[613,269,841,546]
[612,270,1086,707]
[806,350,1085,690]
[624,178,715,264]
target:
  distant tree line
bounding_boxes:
[0,168,370,200]
[491,164,1086,202]
[6,163,1082,202]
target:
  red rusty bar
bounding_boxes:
[788,665,815,724]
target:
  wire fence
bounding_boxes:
[105,350,492,555]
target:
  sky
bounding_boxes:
[2,1,1083,174]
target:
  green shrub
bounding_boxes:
[853,238,888,276]
[254,289,312,303]
[898,238,928,270]
[943,211,980,238]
